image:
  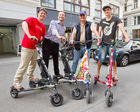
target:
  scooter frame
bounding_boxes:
[53,43,83,100]
[10,40,63,107]
[72,40,94,104]
[94,45,115,107]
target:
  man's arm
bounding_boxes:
[70,27,77,44]
[51,21,66,41]
[118,23,129,43]
[91,23,101,46]
[22,21,37,40]
[97,26,102,46]
[91,23,100,38]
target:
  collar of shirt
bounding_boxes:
[56,20,64,26]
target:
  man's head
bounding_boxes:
[37,7,47,21]
[102,5,112,17]
[58,11,66,22]
[79,11,87,23]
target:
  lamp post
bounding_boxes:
[70,0,73,34]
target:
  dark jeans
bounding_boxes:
[42,39,60,76]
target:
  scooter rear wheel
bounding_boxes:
[10,88,18,98]
[50,93,63,106]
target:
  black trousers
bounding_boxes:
[42,39,60,76]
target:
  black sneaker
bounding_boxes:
[55,74,63,78]
[64,73,71,78]
[69,74,75,80]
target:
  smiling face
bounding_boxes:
[79,14,87,22]
[58,11,66,22]
[37,10,47,22]
[104,8,112,17]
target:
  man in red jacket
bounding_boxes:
[13,8,47,90]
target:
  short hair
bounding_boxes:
[58,11,66,16]
[37,7,47,14]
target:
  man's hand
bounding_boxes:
[97,41,101,46]
[125,38,130,43]
[69,39,74,45]
[59,36,66,43]
[97,38,101,46]
[30,36,38,41]
[40,36,44,42]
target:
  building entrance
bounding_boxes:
[0,27,15,54]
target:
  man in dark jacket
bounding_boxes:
[70,10,100,78]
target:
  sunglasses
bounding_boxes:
[80,14,86,17]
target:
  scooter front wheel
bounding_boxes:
[86,89,91,104]
[72,87,83,100]
[105,90,113,107]
[50,93,63,106]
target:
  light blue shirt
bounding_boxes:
[45,20,66,44]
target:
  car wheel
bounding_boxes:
[120,55,129,67]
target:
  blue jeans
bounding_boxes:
[71,46,90,74]
[98,44,116,63]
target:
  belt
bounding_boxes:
[80,43,85,46]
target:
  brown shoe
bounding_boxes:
[30,77,39,81]
[13,83,23,91]
[112,77,119,86]
[94,75,100,80]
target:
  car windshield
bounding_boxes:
[124,40,133,49]
[115,40,127,48]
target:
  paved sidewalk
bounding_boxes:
[0,55,140,112]
[0,54,20,64]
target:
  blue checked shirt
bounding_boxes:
[45,20,66,44]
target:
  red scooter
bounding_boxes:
[94,45,117,107]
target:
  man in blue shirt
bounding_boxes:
[42,11,66,78]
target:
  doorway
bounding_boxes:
[0,28,15,54]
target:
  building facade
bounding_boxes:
[0,0,124,55]
[123,0,140,39]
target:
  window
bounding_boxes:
[132,41,140,49]
[124,18,127,27]
[41,0,56,8]
[110,4,119,17]
[133,29,140,38]
[134,0,138,9]
[138,16,140,24]
[64,0,90,15]
[64,2,74,12]
[95,0,102,18]
[124,3,127,11]
[134,16,137,25]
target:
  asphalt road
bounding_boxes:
[0,56,140,112]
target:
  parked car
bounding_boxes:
[90,39,98,58]
[65,39,98,59]
[93,40,140,66]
